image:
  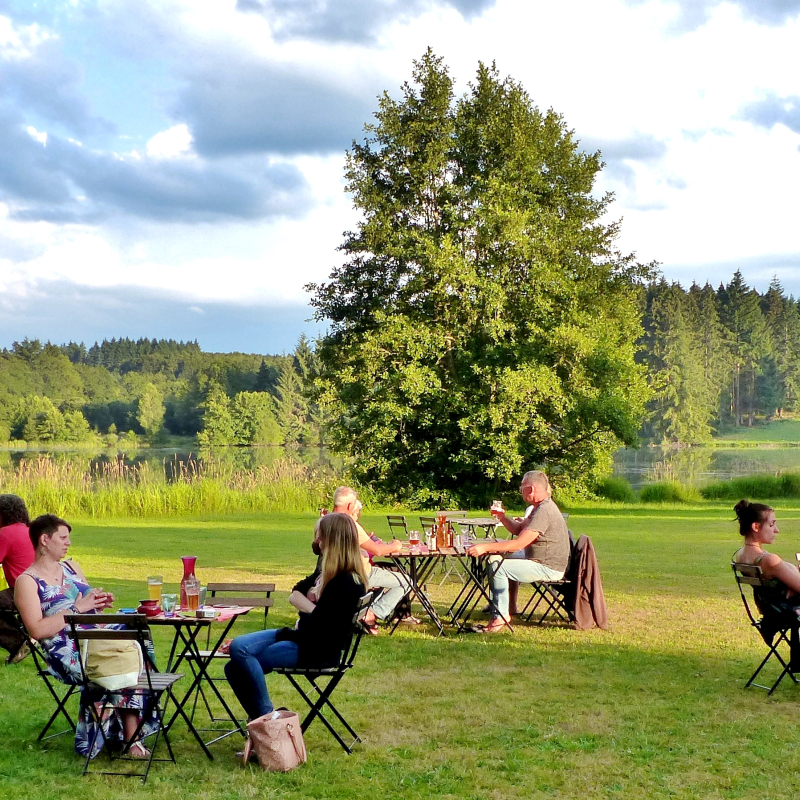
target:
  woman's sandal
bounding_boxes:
[127,741,151,759]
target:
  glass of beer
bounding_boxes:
[147,575,163,602]
[490,500,503,517]
[408,530,420,547]
[185,578,200,611]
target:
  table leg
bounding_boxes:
[451,555,513,633]
[162,617,247,756]
[389,556,444,636]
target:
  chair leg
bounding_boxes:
[38,683,77,741]
[283,672,359,754]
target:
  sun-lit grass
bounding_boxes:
[715,417,800,444]
[4,505,800,798]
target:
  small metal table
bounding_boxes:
[389,547,512,635]
[148,606,252,759]
[454,517,501,538]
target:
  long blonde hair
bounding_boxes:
[318,512,368,597]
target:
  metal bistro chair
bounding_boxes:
[731,562,800,695]
[12,610,78,742]
[65,613,185,785]
[273,593,373,754]
[186,582,275,729]
[521,531,579,626]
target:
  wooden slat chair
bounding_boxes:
[187,582,275,726]
[731,562,800,694]
[274,593,373,753]
[12,610,78,742]
[386,515,408,538]
[65,613,184,785]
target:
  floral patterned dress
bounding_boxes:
[25,561,157,757]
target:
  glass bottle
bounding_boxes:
[180,555,198,609]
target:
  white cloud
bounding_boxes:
[3,0,800,349]
[25,126,47,146]
[146,123,193,158]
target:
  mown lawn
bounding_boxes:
[3,504,800,799]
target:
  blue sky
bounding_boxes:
[1,0,799,353]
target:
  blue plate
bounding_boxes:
[118,608,137,614]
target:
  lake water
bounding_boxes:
[3,444,800,490]
[613,445,800,489]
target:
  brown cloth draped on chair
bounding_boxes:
[571,535,608,630]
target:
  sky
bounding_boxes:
[0,0,799,354]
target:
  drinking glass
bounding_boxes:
[147,575,163,602]
[161,593,177,617]
[408,530,420,546]
[199,586,207,608]
[185,578,200,611]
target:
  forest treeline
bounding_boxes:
[0,269,795,450]
[641,270,800,443]
[0,335,324,447]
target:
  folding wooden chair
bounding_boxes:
[419,516,435,535]
[386,515,409,537]
[66,613,184,785]
[521,531,579,626]
[731,562,800,695]
[273,594,373,753]
[11,610,78,742]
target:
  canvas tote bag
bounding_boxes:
[243,710,307,771]
[80,639,143,691]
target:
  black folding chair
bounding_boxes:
[66,613,185,784]
[273,594,373,753]
[10,610,78,742]
[731,562,800,695]
[521,531,579,626]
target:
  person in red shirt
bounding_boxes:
[0,494,34,663]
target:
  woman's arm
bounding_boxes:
[762,554,800,595]
[15,573,110,640]
[289,590,316,614]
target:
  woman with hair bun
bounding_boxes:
[733,499,800,600]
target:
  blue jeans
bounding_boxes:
[368,566,412,620]
[487,553,564,620]
[224,629,299,719]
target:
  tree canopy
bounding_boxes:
[308,51,653,504]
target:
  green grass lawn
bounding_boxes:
[4,505,800,799]
[715,417,800,444]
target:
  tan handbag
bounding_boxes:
[81,639,143,691]
[242,710,307,771]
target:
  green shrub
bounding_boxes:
[700,472,800,500]
[640,481,698,503]
[595,477,637,503]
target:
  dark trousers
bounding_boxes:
[0,587,25,655]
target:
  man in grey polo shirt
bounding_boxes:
[467,470,569,633]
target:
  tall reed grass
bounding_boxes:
[0,455,349,518]
[700,472,800,500]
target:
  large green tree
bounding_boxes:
[308,52,653,504]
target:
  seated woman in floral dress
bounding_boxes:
[15,514,157,759]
